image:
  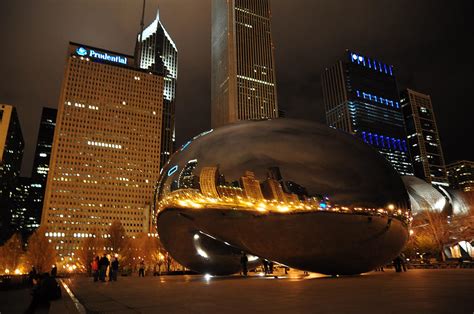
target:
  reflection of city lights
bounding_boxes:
[14,269,21,275]
[158,184,411,225]
[197,248,209,259]
[247,255,258,262]
[5,269,10,274]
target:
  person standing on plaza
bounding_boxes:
[91,256,99,282]
[50,265,57,278]
[99,254,110,282]
[393,256,402,272]
[109,257,119,281]
[138,260,145,277]
[240,252,248,276]
[400,253,407,272]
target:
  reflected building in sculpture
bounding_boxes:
[211,0,279,128]
[200,167,220,198]
[155,119,411,276]
[322,51,413,176]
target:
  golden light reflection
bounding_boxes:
[157,189,412,224]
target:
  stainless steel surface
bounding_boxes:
[156,119,411,275]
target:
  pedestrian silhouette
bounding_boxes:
[91,256,99,282]
[51,265,57,278]
[139,260,145,277]
[262,259,269,274]
[99,254,110,282]
[240,252,248,276]
[110,257,119,281]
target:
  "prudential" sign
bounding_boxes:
[75,46,127,65]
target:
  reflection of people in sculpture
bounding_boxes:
[262,259,269,274]
[240,252,248,276]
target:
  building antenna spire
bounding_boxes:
[137,0,146,67]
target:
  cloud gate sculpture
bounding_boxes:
[155,119,411,275]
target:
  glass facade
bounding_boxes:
[322,51,413,175]
[401,89,448,185]
[447,160,474,192]
[135,9,178,169]
[0,104,24,243]
[28,107,57,233]
[211,0,278,128]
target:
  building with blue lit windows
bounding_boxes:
[321,50,413,175]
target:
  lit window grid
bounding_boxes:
[41,53,164,256]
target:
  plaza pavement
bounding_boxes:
[63,269,472,314]
[1,269,473,313]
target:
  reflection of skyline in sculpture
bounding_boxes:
[177,159,198,189]
[156,118,411,223]
[156,119,411,276]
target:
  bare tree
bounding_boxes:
[25,227,56,273]
[0,233,24,272]
[77,231,105,273]
[107,220,126,254]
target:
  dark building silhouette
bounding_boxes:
[285,181,308,200]
[446,160,474,192]
[321,50,413,175]
[400,89,448,186]
[10,176,32,235]
[178,159,199,189]
[0,104,24,243]
[28,107,57,233]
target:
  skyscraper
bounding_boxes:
[29,107,57,232]
[240,171,264,200]
[199,166,220,198]
[446,160,474,192]
[0,104,24,243]
[10,176,32,234]
[321,50,413,175]
[135,9,178,168]
[401,89,448,185]
[41,43,164,257]
[211,0,278,128]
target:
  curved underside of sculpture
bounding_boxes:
[157,207,408,275]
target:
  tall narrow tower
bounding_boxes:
[211,0,279,129]
[401,89,448,186]
[135,8,178,168]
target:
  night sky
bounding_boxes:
[0,0,472,176]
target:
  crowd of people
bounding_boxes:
[91,254,120,282]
